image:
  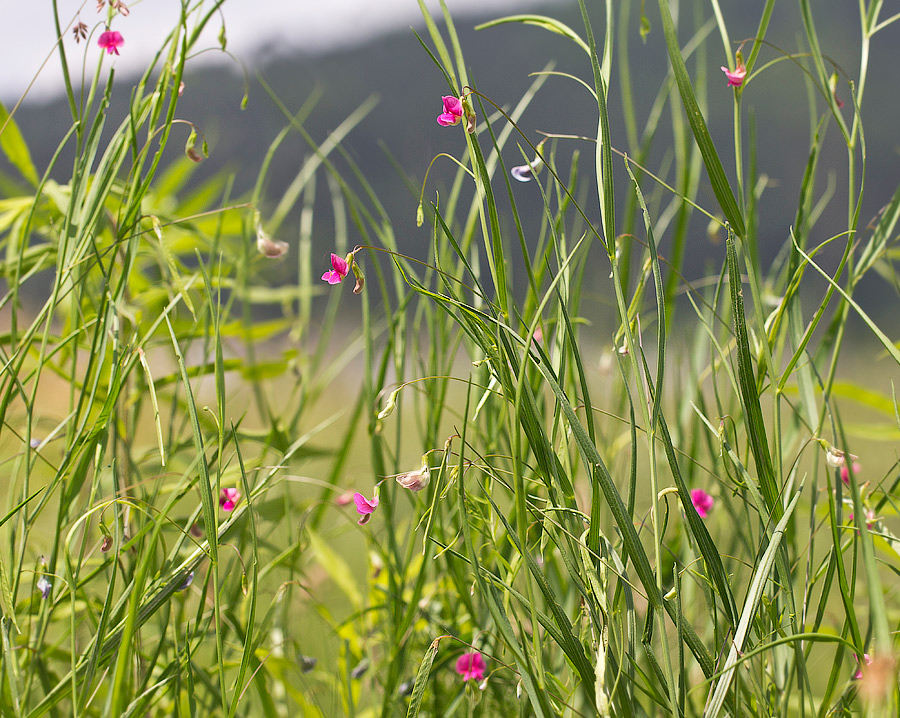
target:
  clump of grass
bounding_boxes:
[1,0,899,716]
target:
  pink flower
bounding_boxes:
[849,508,876,530]
[335,491,354,506]
[455,651,486,681]
[854,652,872,679]
[437,96,464,127]
[690,489,714,518]
[98,30,124,55]
[720,62,746,88]
[321,253,349,285]
[840,461,861,484]
[219,487,240,512]
[353,492,378,525]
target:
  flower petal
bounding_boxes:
[441,96,463,116]
[330,253,349,277]
[353,492,378,515]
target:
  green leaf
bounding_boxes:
[405,638,441,718]
[305,529,362,611]
[475,15,590,55]
[656,0,745,237]
[0,101,38,186]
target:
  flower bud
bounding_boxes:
[377,387,402,420]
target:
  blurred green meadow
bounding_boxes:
[1,0,900,716]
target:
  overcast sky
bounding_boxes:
[3,0,562,102]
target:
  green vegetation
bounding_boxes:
[0,0,898,716]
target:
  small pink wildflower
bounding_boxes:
[353,492,378,525]
[854,652,873,679]
[849,508,876,530]
[98,30,124,55]
[437,96,464,127]
[335,491,355,506]
[840,461,861,484]
[721,52,746,88]
[690,489,714,518]
[219,487,240,512]
[321,253,349,285]
[455,651,487,681]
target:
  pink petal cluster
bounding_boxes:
[840,461,861,484]
[690,489,714,518]
[455,651,486,681]
[720,64,746,87]
[321,253,349,285]
[219,487,240,512]
[849,508,876,530]
[854,652,872,679]
[353,492,378,525]
[437,96,464,127]
[98,30,124,55]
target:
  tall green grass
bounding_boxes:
[1,0,898,716]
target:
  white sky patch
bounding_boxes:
[2,0,565,102]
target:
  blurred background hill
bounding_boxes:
[4,0,900,321]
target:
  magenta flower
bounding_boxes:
[720,55,746,88]
[455,651,487,681]
[437,96,464,127]
[219,487,240,512]
[98,30,124,55]
[689,489,714,518]
[321,253,349,285]
[840,461,861,484]
[854,652,872,679]
[353,492,378,525]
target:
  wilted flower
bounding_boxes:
[395,457,430,492]
[353,492,378,525]
[299,655,318,673]
[321,253,349,284]
[257,224,289,258]
[510,155,544,183]
[689,489,714,518]
[825,447,857,470]
[350,658,370,679]
[101,534,113,552]
[219,487,240,512]
[111,0,129,16]
[720,52,746,87]
[455,651,487,681]
[437,96,464,127]
[829,72,845,109]
[98,30,124,55]
[37,576,52,599]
